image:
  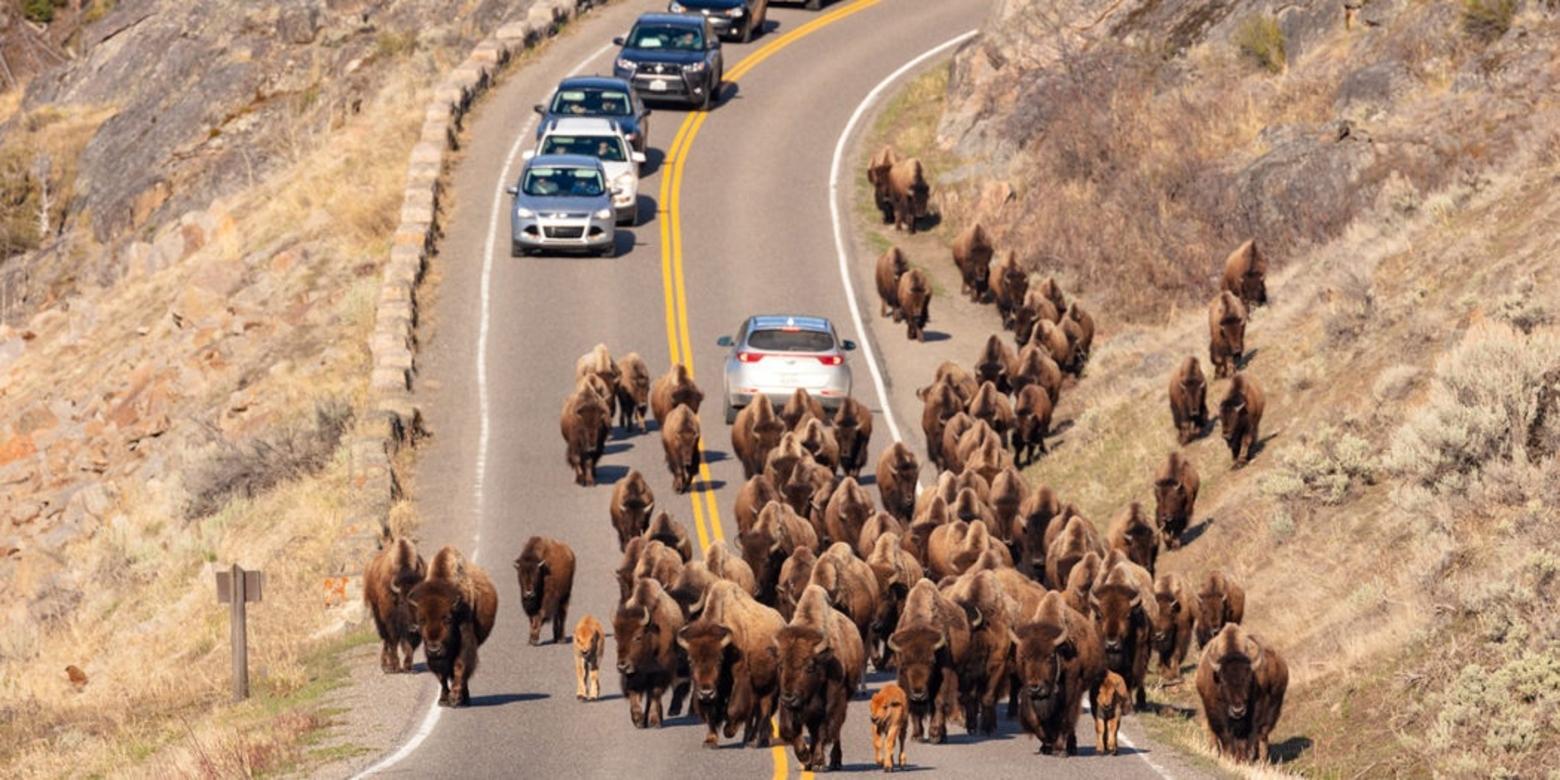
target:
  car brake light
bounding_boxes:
[737,351,763,363]
[817,355,843,366]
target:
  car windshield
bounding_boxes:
[541,135,627,162]
[521,167,605,198]
[549,88,632,117]
[627,24,704,51]
[747,329,835,352]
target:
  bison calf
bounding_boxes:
[1094,671,1131,755]
[871,682,910,771]
[514,537,576,646]
[574,614,604,700]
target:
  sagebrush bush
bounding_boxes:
[1462,0,1519,42]
[1372,364,1421,403]
[1260,424,1376,504]
[1235,15,1286,74]
[1386,322,1560,495]
[182,400,353,519]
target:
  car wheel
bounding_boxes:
[805,0,821,10]
[510,240,523,258]
[723,398,737,425]
[740,15,755,42]
[700,78,716,111]
[596,240,616,258]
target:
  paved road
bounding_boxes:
[359,0,1217,776]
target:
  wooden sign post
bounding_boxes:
[216,564,264,701]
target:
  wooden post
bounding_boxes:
[230,563,248,701]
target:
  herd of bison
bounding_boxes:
[361,146,1290,771]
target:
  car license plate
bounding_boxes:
[779,374,798,385]
[649,79,668,92]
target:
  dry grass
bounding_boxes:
[1234,15,1286,74]
[0,104,114,256]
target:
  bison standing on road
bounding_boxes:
[574,614,604,700]
[876,442,920,522]
[776,546,818,622]
[1012,384,1053,467]
[733,394,786,480]
[1094,671,1131,755]
[560,382,611,486]
[650,363,704,425]
[974,334,1017,393]
[1168,356,1209,445]
[832,397,874,479]
[1196,624,1288,762]
[1106,502,1161,577]
[967,380,1016,448]
[898,268,932,342]
[991,250,1029,329]
[513,536,576,646]
[408,546,498,708]
[676,580,786,748]
[875,245,910,320]
[951,223,994,303]
[776,584,867,771]
[1090,556,1159,708]
[781,388,827,432]
[1219,372,1266,467]
[809,542,880,650]
[1010,343,1063,405]
[889,579,970,744]
[942,568,1015,735]
[918,380,962,472]
[364,535,426,673]
[1153,452,1200,549]
[1195,570,1247,647]
[1151,572,1197,681]
[887,157,930,233]
[609,470,656,550]
[662,403,703,493]
[1013,590,1105,756]
[870,682,910,771]
[1208,291,1249,379]
[613,577,690,728]
[616,352,652,434]
[1221,239,1268,309]
[735,473,780,536]
[1045,514,1103,591]
[742,501,821,607]
[866,532,924,670]
[867,145,899,224]
[822,477,874,551]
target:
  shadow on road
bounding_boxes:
[466,692,549,708]
[594,465,631,485]
[1179,517,1214,547]
[918,330,952,343]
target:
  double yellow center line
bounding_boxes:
[653,1,881,775]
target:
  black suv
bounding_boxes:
[533,76,651,153]
[613,14,724,110]
[668,0,768,42]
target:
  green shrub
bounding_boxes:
[1235,15,1286,74]
[22,0,56,24]
[1462,0,1518,42]
[1260,424,1376,504]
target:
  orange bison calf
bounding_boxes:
[871,682,910,771]
[1094,670,1131,755]
[574,614,604,700]
[408,547,498,707]
[514,536,576,646]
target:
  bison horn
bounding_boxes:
[1129,592,1142,610]
[966,606,983,629]
[1244,636,1263,670]
[640,609,652,628]
[933,634,947,653]
[887,635,902,654]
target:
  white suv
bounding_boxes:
[527,117,646,225]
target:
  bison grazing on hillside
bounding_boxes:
[1152,572,1197,681]
[951,223,994,302]
[1012,384,1053,467]
[616,352,652,433]
[1168,356,1209,445]
[889,579,970,744]
[676,580,786,748]
[832,397,873,479]
[1153,451,1200,549]
[1219,372,1266,467]
[1221,239,1268,309]
[1106,502,1161,576]
[733,394,786,479]
[897,268,933,342]
[661,403,702,493]
[1012,590,1105,756]
[875,246,910,320]
[875,443,920,522]
[1208,291,1249,379]
[609,470,656,550]
[887,157,930,234]
[650,363,704,425]
[1196,624,1288,762]
[574,614,604,700]
[1094,671,1131,755]
[614,577,690,728]
[364,536,426,673]
[942,569,1015,735]
[1090,556,1159,708]
[991,250,1029,329]
[513,536,576,646]
[408,546,498,707]
[870,682,910,772]
[1195,570,1246,647]
[776,584,867,771]
[560,382,611,486]
[974,334,1017,393]
[867,145,899,224]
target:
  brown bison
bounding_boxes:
[875,245,910,319]
[1010,343,1064,405]
[809,542,880,650]
[1035,276,1067,317]
[797,417,840,475]
[741,501,821,607]
[1221,239,1268,309]
[1063,302,1095,372]
[735,473,781,535]
[408,546,498,707]
[616,351,652,433]
[991,250,1029,329]
[866,531,925,670]
[616,536,647,602]
[1208,291,1248,379]
[1195,570,1247,647]
[644,510,694,563]
[560,382,611,486]
[932,360,979,403]
[784,459,835,531]
[1045,514,1103,590]
[1094,671,1131,755]
[918,379,963,471]
[633,539,686,596]
[1012,288,1062,348]
[668,561,720,621]
[762,433,808,492]
[887,157,930,234]
[1168,356,1209,445]
[888,579,970,744]
[1220,372,1265,467]
[897,268,932,342]
[988,466,1028,545]
[650,363,704,425]
[870,683,910,771]
[574,614,605,700]
[1152,572,1197,681]
[1153,451,1200,549]
[1106,502,1161,576]
[609,470,656,550]
[1030,319,1073,373]
[1012,384,1053,467]
[867,145,899,224]
[951,222,994,302]
[364,536,426,673]
[856,511,905,561]
[1012,590,1105,756]
[939,412,976,474]
[1196,624,1288,762]
[614,577,690,727]
[513,536,576,646]
[705,540,757,595]
[775,546,818,622]
[576,342,620,385]
[1060,551,1102,617]
[967,380,1015,448]
[776,585,867,771]
[941,569,1015,734]
[1090,556,1159,708]
[1016,485,1064,579]
[781,387,827,432]
[676,580,786,748]
[661,403,702,493]
[822,477,874,550]
[832,397,874,479]
[973,334,1017,393]
[732,394,787,480]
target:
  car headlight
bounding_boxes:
[683,60,706,73]
[594,208,613,220]
[615,57,638,71]
[726,6,745,16]
[516,207,535,218]
[613,173,636,193]
[668,1,685,10]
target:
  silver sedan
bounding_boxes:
[717,315,855,424]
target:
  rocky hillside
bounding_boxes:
[906,0,1559,774]
[0,1,533,775]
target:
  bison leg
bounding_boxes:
[627,688,646,728]
[648,686,666,728]
[669,676,691,718]
[1095,711,1107,754]
[528,614,542,646]
[379,641,396,673]
[554,604,568,645]
[399,638,418,673]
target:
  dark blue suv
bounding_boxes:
[613,14,724,111]
[534,77,651,153]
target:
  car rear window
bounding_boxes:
[747,329,834,352]
[550,88,632,117]
[541,135,627,162]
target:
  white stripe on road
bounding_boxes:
[351,39,616,780]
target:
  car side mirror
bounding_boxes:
[505,186,518,196]
[640,108,652,118]
[710,39,722,50]
[631,151,647,164]
[533,104,545,115]
[613,36,626,46]
[841,340,857,351]
[716,336,734,347]
[521,150,536,160]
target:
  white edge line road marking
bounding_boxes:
[351,40,616,780]
[828,30,1174,780]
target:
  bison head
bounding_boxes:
[676,623,734,704]
[513,551,547,615]
[1198,590,1229,632]
[887,626,946,703]
[1012,623,1072,704]
[739,528,785,605]
[1219,311,1246,357]
[1090,583,1144,664]
[1219,389,1248,443]
[1153,474,1188,528]
[1151,592,1182,649]
[775,548,816,621]
[871,581,909,645]
[1209,641,1264,720]
[407,580,464,659]
[612,604,661,676]
[776,625,833,711]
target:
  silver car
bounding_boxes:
[507,154,617,257]
[717,315,856,424]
